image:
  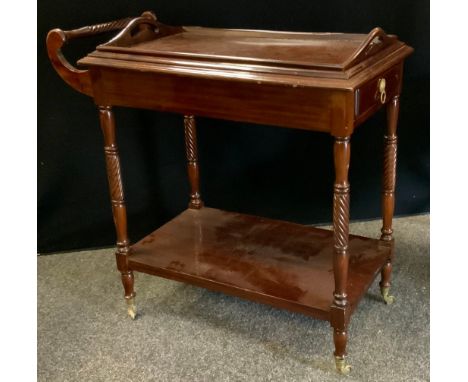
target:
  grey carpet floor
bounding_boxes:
[38,214,429,382]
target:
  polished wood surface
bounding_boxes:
[77,16,412,136]
[46,12,413,135]
[378,95,400,297]
[331,136,351,359]
[129,207,392,319]
[98,106,135,302]
[98,25,403,79]
[354,64,403,126]
[381,95,399,242]
[90,68,344,133]
[46,11,412,371]
[184,115,203,209]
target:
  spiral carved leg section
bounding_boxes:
[333,185,350,309]
[99,106,136,319]
[380,95,399,242]
[332,136,351,310]
[184,115,203,209]
[331,136,352,373]
[379,96,399,304]
[380,132,397,242]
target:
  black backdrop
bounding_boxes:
[38,0,429,253]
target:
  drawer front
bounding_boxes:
[355,64,402,122]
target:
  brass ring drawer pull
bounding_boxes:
[377,78,386,104]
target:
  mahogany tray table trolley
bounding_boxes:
[46,11,413,374]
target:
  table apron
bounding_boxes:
[90,68,355,134]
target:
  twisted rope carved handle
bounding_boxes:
[63,17,134,40]
[46,11,156,96]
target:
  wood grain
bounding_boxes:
[128,207,392,320]
[98,106,134,300]
[46,13,412,367]
[381,95,400,241]
[184,115,203,209]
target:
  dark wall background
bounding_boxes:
[38,0,429,253]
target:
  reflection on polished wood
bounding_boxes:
[129,208,392,320]
[47,11,412,372]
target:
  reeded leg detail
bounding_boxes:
[99,105,137,319]
[184,115,203,209]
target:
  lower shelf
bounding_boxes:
[129,207,392,321]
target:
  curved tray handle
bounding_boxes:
[46,11,156,96]
[102,13,183,48]
[103,15,161,47]
[343,27,396,69]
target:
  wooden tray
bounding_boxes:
[78,14,410,80]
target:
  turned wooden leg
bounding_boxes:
[331,136,351,374]
[99,105,136,319]
[184,115,203,209]
[379,95,399,304]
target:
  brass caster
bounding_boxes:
[335,356,351,375]
[126,297,137,320]
[380,286,395,305]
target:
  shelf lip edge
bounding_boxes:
[126,207,392,320]
[128,258,332,321]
